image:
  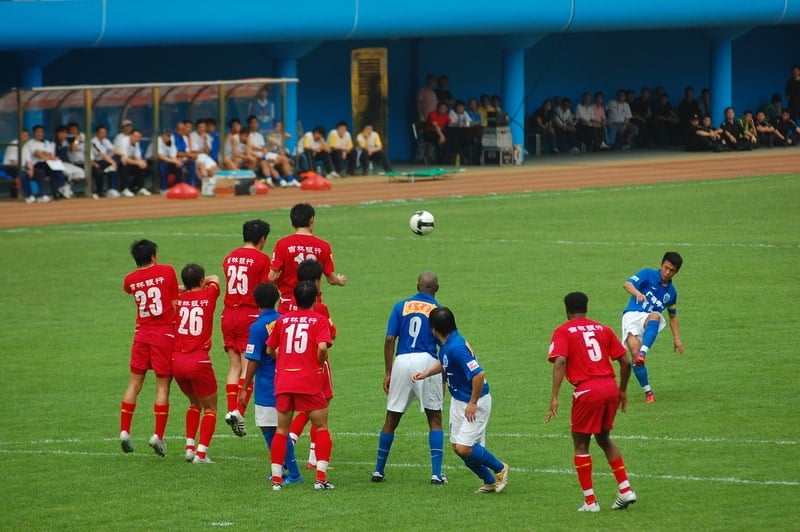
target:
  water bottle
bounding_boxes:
[368,161,374,174]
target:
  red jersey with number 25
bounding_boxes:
[271,234,335,298]
[123,264,179,327]
[222,247,271,309]
[266,309,333,395]
[548,317,626,386]
[174,282,220,354]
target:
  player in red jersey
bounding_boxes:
[221,219,271,437]
[266,281,335,491]
[268,203,346,314]
[172,264,220,464]
[286,259,337,469]
[119,239,179,456]
[545,292,637,512]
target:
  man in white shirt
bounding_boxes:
[1,129,28,199]
[356,123,392,175]
[90,125,119,198]
[25,124,68,202]
[145,128,183,192]
[189,119,219,180]
[606,89,637,149]
[327,121,356,176]
[575,92,604,152]
[246,115,298,186]
[115,126,150,196]
[553,98,580,153]
[302,125,337,178]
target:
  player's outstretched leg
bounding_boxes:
[637,317,661,361]
[471,444,509,492]
[372,431,394,482]
[429,429,446,484]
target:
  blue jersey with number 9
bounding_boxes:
[386,292,440,358]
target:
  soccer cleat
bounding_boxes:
[25,196,36,204]
[184,449,196,462]
[371,472,385,483]
[611,490,638,510]
[120,431,134,453]
[272,482,283,491]
[225,410,246,437]
[495,462,510,493]
[314,480,335,490]
[578,502,601,512]
[430,474,448,485]
[633,354,646,366]
[284,475,303,484]
[327,171,341,179]
[192,455,214,464]
[148,435,166,457]
[645,392,656,403]
[475,483,497,494]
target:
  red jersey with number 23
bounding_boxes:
[123,264,179,327]
[548,317,626,386]
[266,309,333,395]
[271,234,335,298]
[174,282,220,354]
[222,247,271,309]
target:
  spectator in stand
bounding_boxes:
[677,86,701,127]
[684,114,722,152]
[553,97,580,154]
[223,119,245,170]
[327,121,357,177]
[25,124,67,202]
[529,99,558,154]
[436,75,455,108]
[591,92,611,149]
[631,87,656,148]
[357,123,392,174]
[145,129,183,192]
[720,106,749,150]
[54,125,84,190]
[190,119,220,181]
[786,64,800,121]
[116,127,151,195]
[478,94,495,127]
[268,120,292,156]
[65,122,86,173]
[90,125,119,199]
[417,74,438,122]
[606,89,636,149]
[754,111,784,147]
[697,88,712,120]
[774,109,800,146]
[739,111,759,147]
[173,121,197,185]
[652,93,680,146]
[206,118,220,161]
[763,93,783,123]
[466,98,482,123]
[248,86,276,135]
[247,115,299,186]
[576,92,603,152]
[424,102,452,164]
[1,129,28,198]
[448,100,475,164]
[302,125,337,178]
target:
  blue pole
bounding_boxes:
[274,58,298,154]
[710,39,732,125]
[502,48,525,162]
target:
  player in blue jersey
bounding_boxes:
[239,283,302,484]
[412,307,509,493]
[621,251,685,402]
[371,272,446,485]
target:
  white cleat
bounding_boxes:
[192,455,214,464]
[578,502,600,512]
[120,431,134,453]
[225,410,246,437]
[37,195,52,203]
[184,449,196,462]
[314,480,335,490]
[611,490,637,510]
[494,462,510,492]
[148,435,166,457]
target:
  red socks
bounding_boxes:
[313,428,333,482]
[238,379,254,415]
[225,384,239,413]
[574,454,597,505]
[290,412,310,438]
[609,456,632,494]
[153,403,169,440]
[120,401,136,434]
[270,433,289,484]
[196,411,216,459]
[185,406,201,450]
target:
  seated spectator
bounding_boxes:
[173,121,198,185]
[436,75,455,108]
[327,121,357,176]
[1,128,28,198]
[606,89,637,149]
[478,94,495,127]
[424,102,452,163]
[774,109,800,146]
[762,93,783,123]
[206,118,220,161]
[738,111,759,147]
[246,115,298,187]
[466,98,481,124]
[591,92,611,149]
[223,118,247,170]
[145,129,183,192]
[267,119,291,156]
[684,114,723,152]
[575,92,604,152]
[677,86,701,127]
[54,125,84,190]
[754,111,785,147]
[553,97,580,153]
[190,119,220,180]
[90,125,118,198]
[356,123,392,174]
[25,124,67,201]
[116,128,151,195]
[652,93,680,146]
[720,106,750,150]
[65,122,86,169]
[697,88,712,119]
[302,125,337,178]
[448,100,477,163]
[449,100,473,128]
[631,87,656,148]
[528,99,557,154]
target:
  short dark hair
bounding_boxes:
[130,239,157,267]
[253,282,279,309]
[181,263,205,289]
[229,118,241,128]
[195,118,206,127]
[32,125,44,133]
[297,259,323,283]
[313,125,326,136]
[429,307,457,337]
[336,121,348,129]
[564,292,589,314]
[662,251,683,271]
[290,203,315,229]
[294,280,318,309]
[55,125,67,134]
[247,115,257,123]
[242,219,270,245]
[206,118,216,126]
[95,125,107,133]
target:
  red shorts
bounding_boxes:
[321,361,334,400]
[130,325,175,378]
[571,377,619,435]
[221,306,260,354]
[173,351,218,398]
[276,391,328,413]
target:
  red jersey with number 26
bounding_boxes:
[222,247,271,309]
[123,264,179,327]
[174,282,220,354]
[548,317,626,386]
[271,234,335,298]
[266,309,333,395]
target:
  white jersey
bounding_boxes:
[3,139,20,165]
[91,136,115,161]
[145,137,178,159]
[190,131,211,154]
[24,138,53,164]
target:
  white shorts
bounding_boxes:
[262,152,279,162]
[386,352,443,413]
[197,153,218,170]
[449,394,492,447]
[621,311,666,342]
[254,405,278,428]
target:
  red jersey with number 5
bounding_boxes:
[222,247,271,309]
[175,282,220,353]
[548,317,626,386]
[270,234,335,299]
[266,309,333,395]
[123,264,179,327]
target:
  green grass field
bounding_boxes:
[1,173,798,530]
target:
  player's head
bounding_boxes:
[253,282,279,310]
[130,239,157,266]
[297,259,324,286]
[417,271,439,296]
[294,280,318,310]
[662,251,683,272]
[563,292,589,317]
[242,219,270,246]
[181,263,205,290]
[290,203,315,229]
[429,307,457,338]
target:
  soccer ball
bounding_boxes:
[409,210,435,236]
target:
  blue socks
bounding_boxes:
[429,430,444,478]
[465,444,502,484]
[261,428,275,449]
[640,319,660,353]
[633,365,652,393]
[374,431,394,475]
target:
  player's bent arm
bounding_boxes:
[266,346,278,358]
[623,281,645,302]
[411,361,443,382]
[317,342,330,364]
[203,275,220,288]
[669,313,685,354]
[268,268,281,282]
[238,359,260,405]
[325,272,347,286]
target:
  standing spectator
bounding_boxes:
[371,272,446,485]
[172,264,220,464]
[90,125,119,198]
[697,88,712,120]
[677,86,701,127]
[435,75,455,108]
[248,86,276,135]
[544,292,637,512]
[119,239,179,456]
[327,121,357,177]
[417,74,438,122]
[786,65,800,121]
[622,251,685,402]
[774,109,800,145]
[424,102,452,163]
[220,219,272,438]
[529,99,558,154]
[606,89,636,149]
[553,97,580,153]
[145,129,183,192]
[412,307,509,494]
[356,123,392,174]
[575,92,603,152]
[266,281,335,491]
[302,126,337,178]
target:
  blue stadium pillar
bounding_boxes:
[707,27,750,124]
[274,58,298,154]
[502,48,525,160]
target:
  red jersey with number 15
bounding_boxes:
[266,309,333,395]
[174,282,220,353]
[123,264,179,327]
[548,317,626,386]
[222,247,271,308]
[270,234,335,298]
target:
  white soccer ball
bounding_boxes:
[409,210,435,236]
